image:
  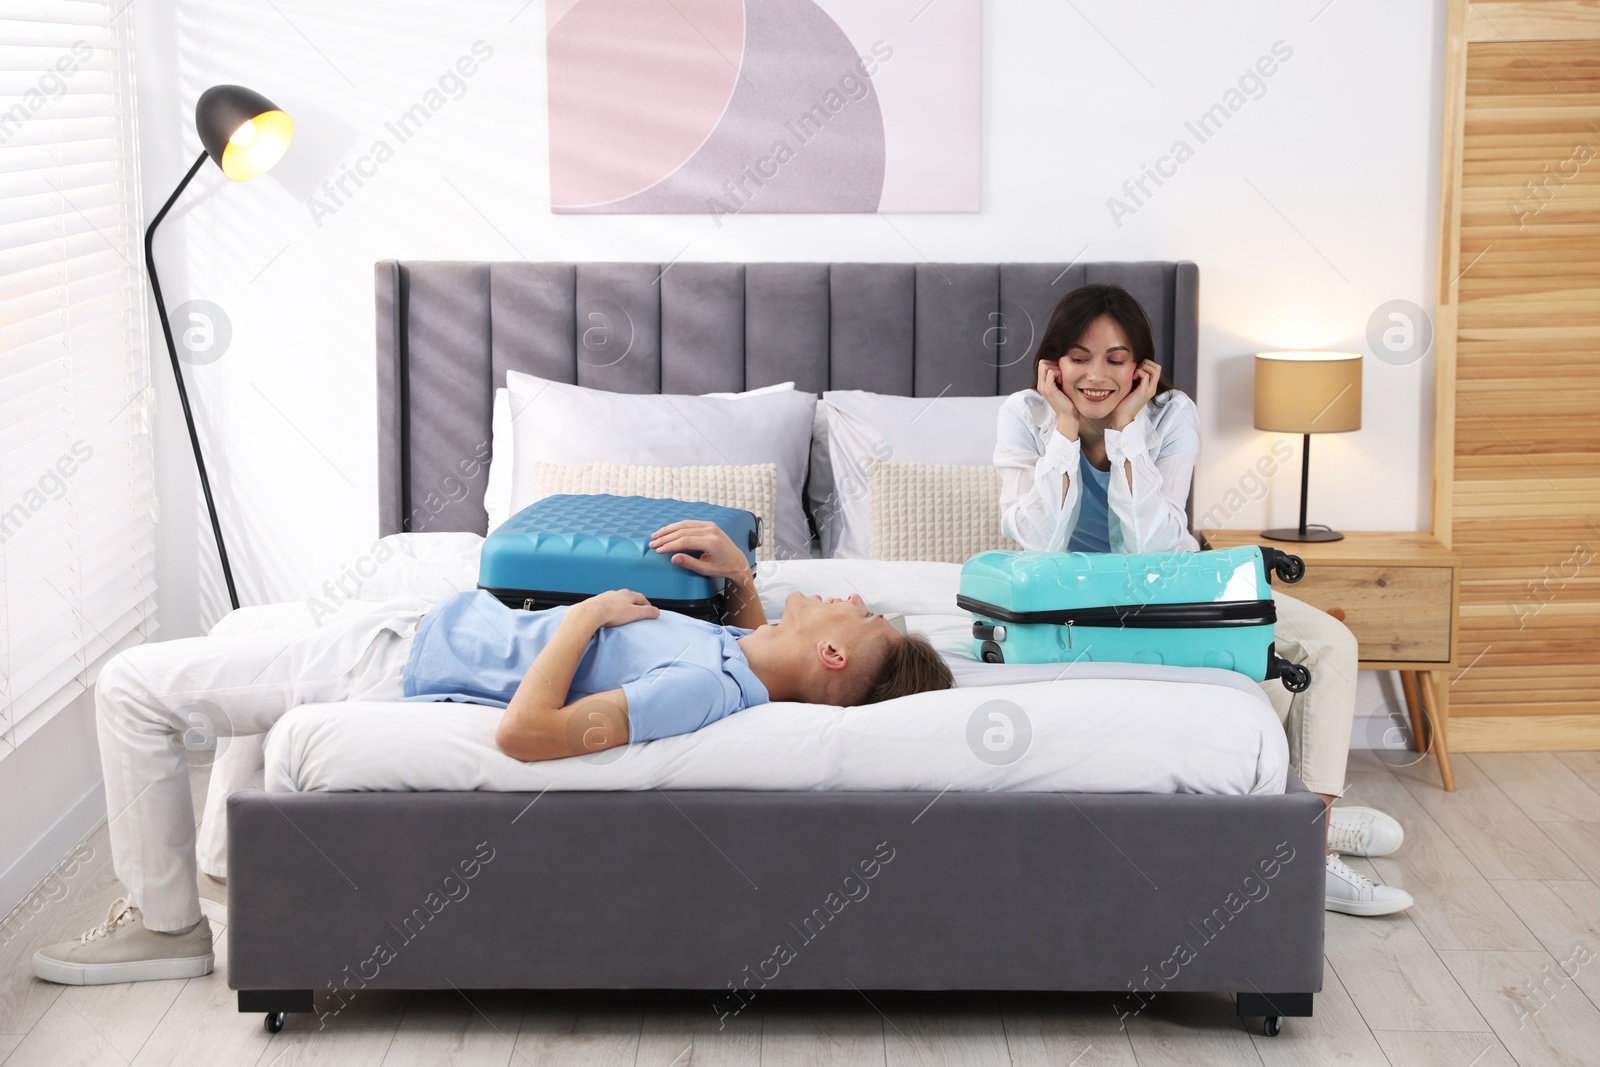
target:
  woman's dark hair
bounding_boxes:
[1035,283,1176,400]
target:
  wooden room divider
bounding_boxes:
[1435,0,1600,750]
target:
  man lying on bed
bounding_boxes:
[32,520,952,986]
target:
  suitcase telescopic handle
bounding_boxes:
[1259,547,1306,584]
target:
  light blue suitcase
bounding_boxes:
[956,546,1311,689]
[478,494,760,621]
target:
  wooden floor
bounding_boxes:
[3,750,1600,1066]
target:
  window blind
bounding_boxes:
[0,0,156,756]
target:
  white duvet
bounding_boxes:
[255,546,1289,796]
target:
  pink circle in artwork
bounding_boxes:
[548,0,745,208]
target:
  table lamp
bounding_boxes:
[144,85,293,610]
[1253,351,1362,543]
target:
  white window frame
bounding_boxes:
[0,0,157,757]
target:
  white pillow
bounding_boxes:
[484,382,795,531]
[505,371,816,558]
[351,532,486,601]
[484,388,515,530]
[703,381,796,400]
[524,461,778,561]
[867,460,1020,563]
[751,557,964,619]
[810,391,1009,558]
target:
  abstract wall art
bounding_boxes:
[545,0,981,215]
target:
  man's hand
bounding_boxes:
[572,589,659,629]
[650,519,767,630]
[497,594,638,762]
[649,520,752,583]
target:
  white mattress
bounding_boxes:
[256,547,1289,796]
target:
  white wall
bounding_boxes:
[0,693,105,922]
[132,0,1445,737]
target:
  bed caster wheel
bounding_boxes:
[264,1012,285,1034]
[1262,1015,1282,1037]
[980,640,1004,664]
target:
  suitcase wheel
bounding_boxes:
[1275,661,1311,693]
[1261,547,1306,584]
[980,640,1005,664]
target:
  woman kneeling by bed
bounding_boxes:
[995,282,1411,919]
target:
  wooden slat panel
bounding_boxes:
[1443,30,1600,747]
[1452,714,1600,750]
[1458,616,1600,646]
[1468,2,1600,43]
[1456,452,1600,475]
[1464,40,1600,89]
[1454,515,1600,542]
[1459,582,1600,607]
[1435,0,1470,546]
[1454,703,1600,715]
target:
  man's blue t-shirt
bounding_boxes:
[401,590,768,743]
[1067,451,1113,552]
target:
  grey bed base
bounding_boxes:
[229,260,1323,1033]
[229,786,1324,1026]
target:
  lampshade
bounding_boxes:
[195,85,293,181]
[1253,351,1362,434]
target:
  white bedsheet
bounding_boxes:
[250,544,1288,797]
[267,667,1287,795]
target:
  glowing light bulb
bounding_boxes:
[229,119,257,146]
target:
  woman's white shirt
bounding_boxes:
[995,388,1201,553]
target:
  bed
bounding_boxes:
[227,260,1323,1035]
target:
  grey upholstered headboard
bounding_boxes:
[376,260,1200,536]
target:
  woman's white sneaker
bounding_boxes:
[32,898,214,985]
[198,872,228,926]
[1326,854,1412,916]
[1328,806,1404,857]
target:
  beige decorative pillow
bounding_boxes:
[523,462,778,561]
[866,460,1020,563]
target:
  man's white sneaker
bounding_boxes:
[1328,806,1404,857]
[32,899,214,985]
[199,872,228,926]
[1326,854,1412,916]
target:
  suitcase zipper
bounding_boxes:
[958,595,1278,629]
[479,586,724,620]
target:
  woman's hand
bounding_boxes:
[572,589,659,629]
[1036,359,1082,442]
[650,520,752,584]
[1109,359,1161,432]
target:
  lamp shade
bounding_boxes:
[195,85,293,181]
[1253,351,1362,434]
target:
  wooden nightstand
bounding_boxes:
[1201,530,1459,791]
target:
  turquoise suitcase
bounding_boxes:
[478,494,760,621]
[956,546,1311,690]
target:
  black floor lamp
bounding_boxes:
[145,86,293,610]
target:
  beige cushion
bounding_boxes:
[524,462,778,561]
[867,460,1020,563]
